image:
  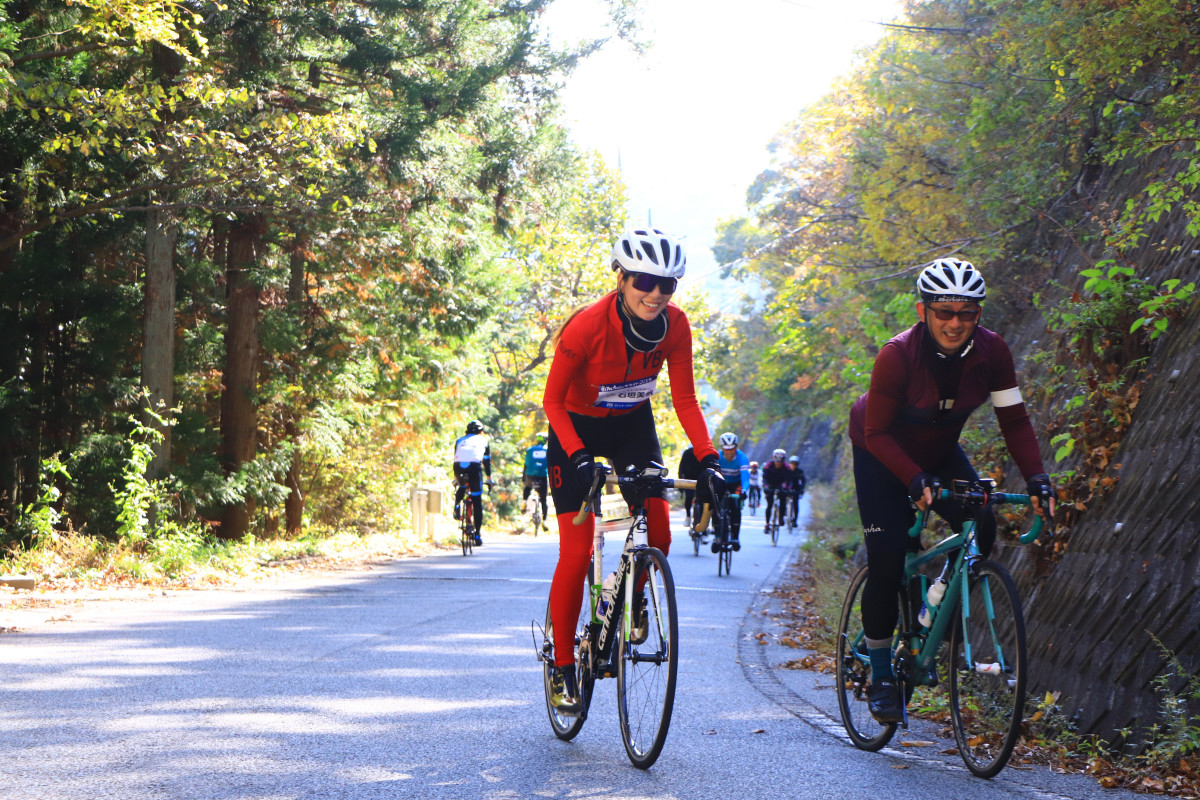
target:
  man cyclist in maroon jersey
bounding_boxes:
[848,258,1057,723]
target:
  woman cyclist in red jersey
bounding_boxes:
[542,226,724,712]
[848,258,1057,723]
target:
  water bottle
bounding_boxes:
[917,570,948,628]
[598,572,619,616]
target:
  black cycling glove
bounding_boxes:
[1026,473,1057,504]
[569,450,595,495]
[908,472,938,505]
[696,453,726,509]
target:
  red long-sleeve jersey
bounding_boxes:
[543,292,717,463]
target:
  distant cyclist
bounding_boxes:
[713,432,750,551]
[849,258,1056,723]
[541,227,725,713]
[786,455,806,527]
[452,420,493,546]
[747,460,762,515]
[761,448,790,531]
[523,432,550,532]
[677,445,700,526]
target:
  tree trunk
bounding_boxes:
[142,205,178,478]
[218,215,263,540]
[283,239,307,536]
[0,209,21,525]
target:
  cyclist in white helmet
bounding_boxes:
[761,448,790,530]
[714,432,750,551]
[747,460,762,515]
[848,257,1056,723]
[541,226,725,714]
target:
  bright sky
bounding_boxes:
[540,0,904,304]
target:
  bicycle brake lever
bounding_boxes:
[573,469,608,526]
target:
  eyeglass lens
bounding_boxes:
[629,272,678,294]
[931,308,980,322]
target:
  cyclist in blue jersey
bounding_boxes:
[712,432,750,552]
[523,432,550,532]
[452,420,493,546]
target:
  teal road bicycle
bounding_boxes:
[836,477,1052,778]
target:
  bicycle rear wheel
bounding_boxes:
[715,513,731,577]
[692,530,700,556]
[836,565,899,751]
[461,520,472,556]
[949,559,1027,778]
[543,572,595,740]
[617,547,678,769]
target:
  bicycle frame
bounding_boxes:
[900,485,1045,683]
[577,467,700,702]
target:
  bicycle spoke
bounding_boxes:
[949,560,1027,778]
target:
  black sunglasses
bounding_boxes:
[928,306,981,323]
[625,271,678,295]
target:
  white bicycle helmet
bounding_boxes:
[611,227,686,278]
[718,432,738,449]
[788,455,800,464]
[916,258,986,303]
[772,448,786,459]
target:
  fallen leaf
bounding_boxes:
[891,764,909,770]
[702,729,716,735]
[752,728,766,734]
[900,740,934,747]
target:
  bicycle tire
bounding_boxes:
[461,518,472,556]
[692,530,700,556]
[720,546,732,576]
[715,510,731,577]
[543,572,594,740]
[948,559,1027,778]
[835,565,899,751]
[617,547,678,769]
[770,508,780,546]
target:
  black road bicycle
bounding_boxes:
[458,501,474,556]
[534,463,712,769]
[712,491,739,577]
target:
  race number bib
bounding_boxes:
[594,376,658,410]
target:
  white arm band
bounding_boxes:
[990,387,1023,408]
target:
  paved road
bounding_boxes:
[0,502,1136,799]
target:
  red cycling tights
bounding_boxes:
[549,496,671,667]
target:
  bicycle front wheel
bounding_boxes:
[617,547,678,769]
[949,559,1027,778]
[835,565,899,751]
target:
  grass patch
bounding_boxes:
[0,522,436,591]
